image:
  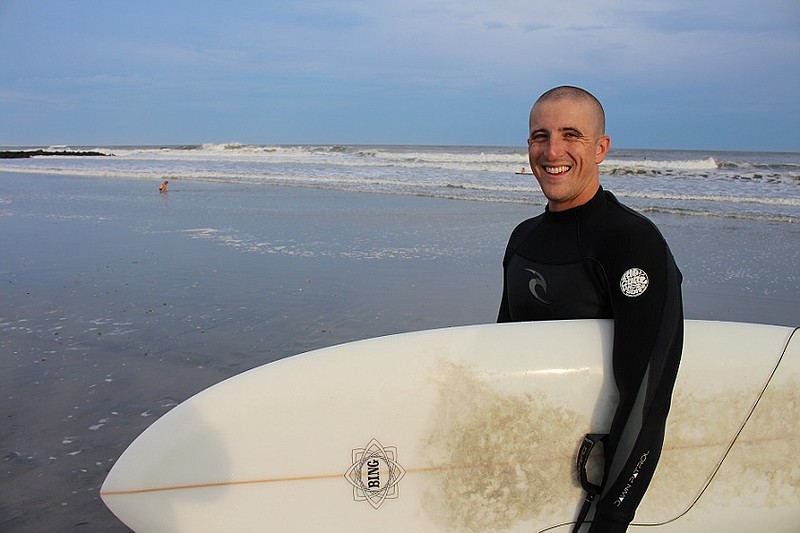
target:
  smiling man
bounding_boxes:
[498,86,684,532]
[527,88,609,212]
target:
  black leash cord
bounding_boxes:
[570,433,607,533]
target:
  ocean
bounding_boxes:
[1,144,798,223]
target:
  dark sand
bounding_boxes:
[1,173,798,532]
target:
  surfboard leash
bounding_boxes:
[571,433,608,533]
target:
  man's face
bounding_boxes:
[527,97,610,212]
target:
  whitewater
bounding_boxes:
[1,144,798,223]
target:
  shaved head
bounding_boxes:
[534,86,606,137]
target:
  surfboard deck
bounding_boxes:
[101,320,800,532]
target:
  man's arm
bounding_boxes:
[589,231,684,532]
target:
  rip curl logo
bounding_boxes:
[344,438,406,509]
[620,267,649,297]
[525,268,552,305]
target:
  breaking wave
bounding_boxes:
[0,144,797,222]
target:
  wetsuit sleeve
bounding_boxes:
[588,229,684,532]
[497,280,512,323]
[497,221,527,323]
[497,245,514,323]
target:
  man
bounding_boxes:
[498,86,683,532]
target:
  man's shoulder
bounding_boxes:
[509,211,546,239]
[601,191,667,243]
[502,211,546,261]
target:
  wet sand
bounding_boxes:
[1,173,798,531]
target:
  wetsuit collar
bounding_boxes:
[543,186,604,219]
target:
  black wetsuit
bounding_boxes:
[498,188,683,532]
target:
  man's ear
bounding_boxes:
[595,135,611,164]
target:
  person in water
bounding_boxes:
[498,86,683,532]
[159,180,169,193]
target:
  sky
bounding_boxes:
[1,0,798,151]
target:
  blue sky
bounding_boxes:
[1,0,798,151]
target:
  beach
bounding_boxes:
[1,170,799,532]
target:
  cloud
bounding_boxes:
[5,0,794,94]
[0,0,797,148]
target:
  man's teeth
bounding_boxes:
[545,166,570,174]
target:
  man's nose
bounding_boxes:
[544,137,565,159]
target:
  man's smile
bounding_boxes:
[544,165,572,175]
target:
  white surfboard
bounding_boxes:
[101,320,800,532]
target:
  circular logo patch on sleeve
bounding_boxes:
[620,267,649,297]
